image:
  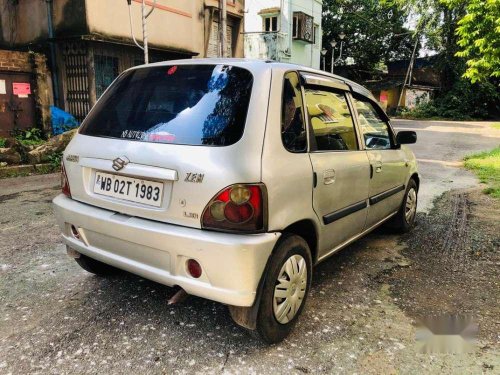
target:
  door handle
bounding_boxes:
[372,161,382,173]
[323,169,336,185]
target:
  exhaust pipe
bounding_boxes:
[168,287,189,305]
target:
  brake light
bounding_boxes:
[61,162,71,198]
[201,184,267,232]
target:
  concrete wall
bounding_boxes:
[0,0,49,46]
[244,0,322,68]
[0,0,245,57]
[0,0,86,47]
[290,0,322,69]
[86,0,201,55]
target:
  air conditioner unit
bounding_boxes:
[292,11,314,44]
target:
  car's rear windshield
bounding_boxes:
[80,64,253,146]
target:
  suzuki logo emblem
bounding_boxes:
[112,156,129,171]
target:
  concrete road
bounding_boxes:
[1,120,499,374]
[392,119,500,212]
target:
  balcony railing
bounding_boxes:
[244,32,287,61]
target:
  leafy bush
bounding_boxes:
[0,138,6,148]
[11,127,45,146]
[47,151,63,170]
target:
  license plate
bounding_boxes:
[93,171,163,207]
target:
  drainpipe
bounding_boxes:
[46,0,60,107]
[219,0,227,57]
[141,0,149,63]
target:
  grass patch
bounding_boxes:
[464,147,500,198]
[491,123,500,130]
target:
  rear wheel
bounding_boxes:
[255,234,312,344]
[389,179,418,233]
[75,254,120,276]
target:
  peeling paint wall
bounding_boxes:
[0,0,48,47]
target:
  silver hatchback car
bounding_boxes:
[53,59,418,343]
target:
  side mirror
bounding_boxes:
[396,131,417,145]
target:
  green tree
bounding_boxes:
[450,0,500,83]
[322,0,415,73]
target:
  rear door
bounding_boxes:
[351,95,407,228]
[304,79,371,257]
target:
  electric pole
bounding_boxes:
[398,34,419,109]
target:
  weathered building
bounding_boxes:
[244,0,322,69]
[0,0,245,125]
[366,57,441,113]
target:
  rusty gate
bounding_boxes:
[0,72,36,138]
[62,42,90,123]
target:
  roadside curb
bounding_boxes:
[0,163,55,178]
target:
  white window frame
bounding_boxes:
[313,24,319,46]
[263,15,279,32]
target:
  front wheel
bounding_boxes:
[255,234,312,344]
[389,179,418,233]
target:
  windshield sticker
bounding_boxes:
[121,129,176,143]
[121,130,147,140]
[148,132,176,142]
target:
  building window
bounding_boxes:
[264,16,278,32]
[95,55,119,98]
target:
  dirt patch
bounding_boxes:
[381,188,500,344]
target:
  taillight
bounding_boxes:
[61,162,71,198]
[201,184,267,233]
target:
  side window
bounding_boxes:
[304,88,358,151]
[281,72,307,152]
[353,97,393,150]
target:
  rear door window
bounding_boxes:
[80,64,253,146]
[281,72,307,152]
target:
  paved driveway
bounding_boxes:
[0,120,498,374]
[392,119,500,212]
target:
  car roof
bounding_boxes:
[132,58,375,101]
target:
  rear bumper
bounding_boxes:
[53,194,280,306]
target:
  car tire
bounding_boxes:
[75,254,120,276]
[255,234,312,344]
[389,179,418,233]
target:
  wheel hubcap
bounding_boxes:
[273,254,307,324]
[405,188,417,223]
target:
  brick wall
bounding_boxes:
[0,50,33,72]
[0,49,53,134]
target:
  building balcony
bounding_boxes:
[244,32,288,61]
